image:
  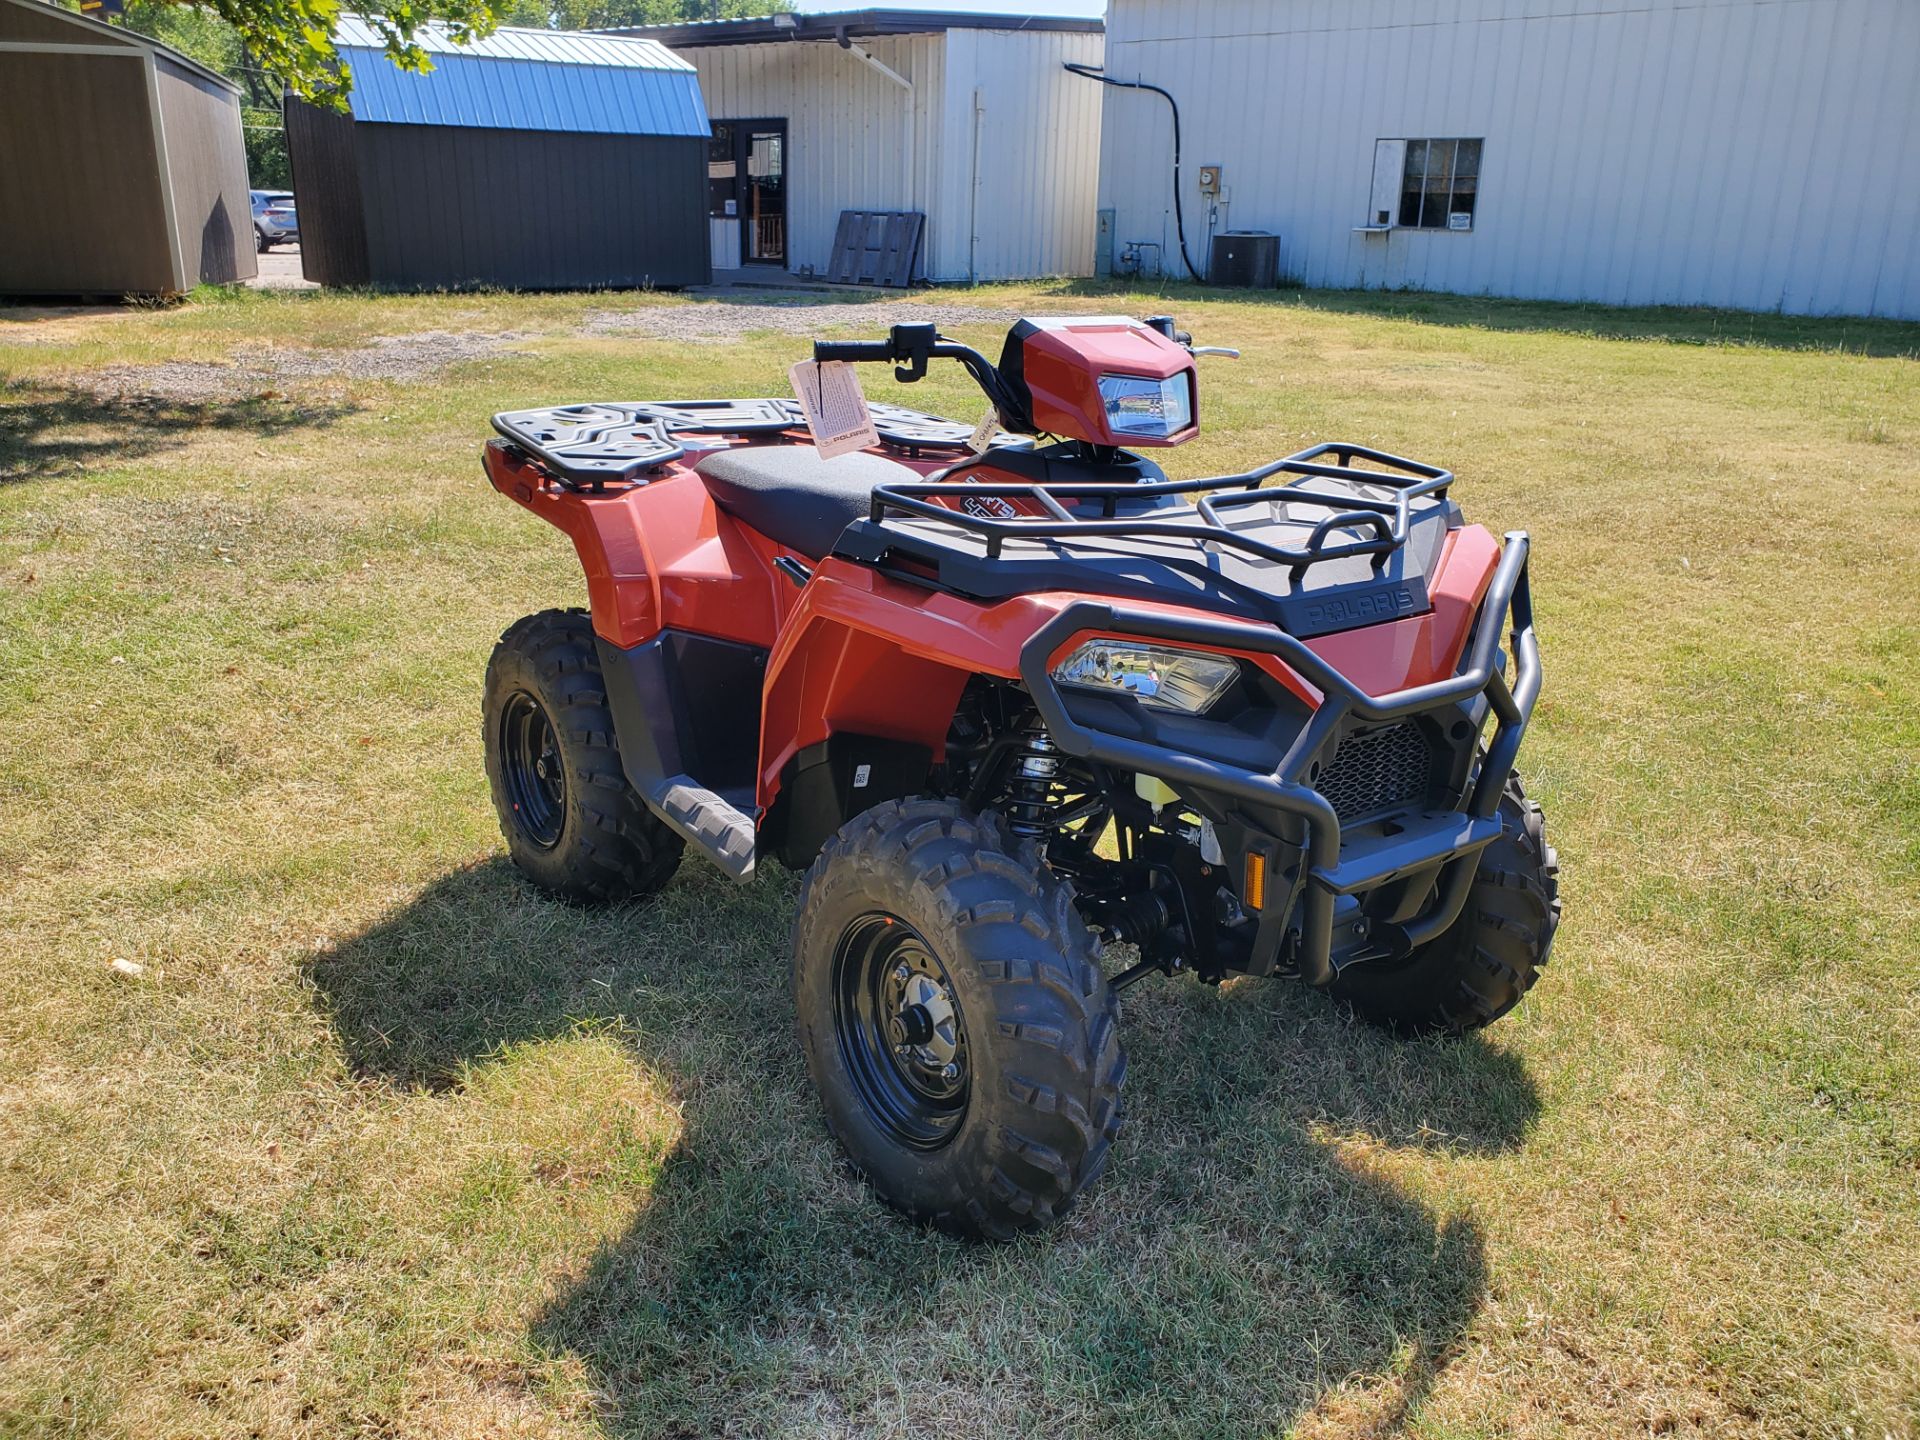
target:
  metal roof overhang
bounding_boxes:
[605,9,1102,49]
[337,49,709,135]
[331,18,708,136]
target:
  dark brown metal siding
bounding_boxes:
[154,58,254,286]
[0,0,137,45]
[0,50,174,295]
[283,98,370,287]
[351,124,708,291]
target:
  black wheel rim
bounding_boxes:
[499,689,565,848]
[831,913,970,1150]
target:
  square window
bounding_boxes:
[1393,137,1482,231]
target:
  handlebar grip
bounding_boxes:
[812,341,896,363]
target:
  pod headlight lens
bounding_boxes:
[1097,373,1193,438]
[1052,640,1237,714]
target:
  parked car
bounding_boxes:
[250,190,298,252]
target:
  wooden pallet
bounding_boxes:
[826,211,925,288]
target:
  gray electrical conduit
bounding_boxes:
[1063,61,1205,283]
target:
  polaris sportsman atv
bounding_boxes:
[480,316,1559,1239]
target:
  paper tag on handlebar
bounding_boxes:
[788,360,879,460]
[968,405,1001,455]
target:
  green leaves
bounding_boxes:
[196,0,500,106]
[122,0,791,107]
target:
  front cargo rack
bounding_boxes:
[865,442,1454,573]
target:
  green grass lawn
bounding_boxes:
[2,281,1916,1439]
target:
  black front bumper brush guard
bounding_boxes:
[1017,532,1541,988]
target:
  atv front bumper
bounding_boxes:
[1019,532,1540,986]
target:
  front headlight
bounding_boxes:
[1052,640,1237,714]
[1097,373,1193,438]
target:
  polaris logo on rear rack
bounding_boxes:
[1287,580,1428,637]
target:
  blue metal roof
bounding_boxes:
[334,17,708,138]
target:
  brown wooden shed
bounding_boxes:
[0,0,255,297]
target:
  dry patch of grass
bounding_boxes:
[1,282,1916,1439]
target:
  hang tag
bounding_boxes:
[788,360,879,460]
[968,404,1002,455]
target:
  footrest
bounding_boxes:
[646,775,757,881]
[1314,812,1504,895]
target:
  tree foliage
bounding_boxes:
[114,0,790,106]
[496,0,787,27]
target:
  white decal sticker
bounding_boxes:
[788,359,879,460]
[968,405,1002,455]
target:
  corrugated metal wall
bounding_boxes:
[155,58,255,286]
[1098,0,1920,318]
[935,28,1104,282]
[354,125,708,290]
[685,29,1103,282]
[0,48,174,295]
[687,35,948,277]
[1,0,251,296]
[284,99,369,287]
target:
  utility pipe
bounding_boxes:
[968,87,984,284]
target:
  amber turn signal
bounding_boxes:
[1242,852,1266,911]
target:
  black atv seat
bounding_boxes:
[696,446,918,559]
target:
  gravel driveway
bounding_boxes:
[582,297,1017,343]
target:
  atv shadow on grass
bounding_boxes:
[308,857,1540,1436]
[0,382,352,485]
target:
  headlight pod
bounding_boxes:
[1052,640,1238,714]
[1097,372,1193,438]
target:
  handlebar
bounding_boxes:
[809,316,1235,431]
[812,324,1021,424]
[812,340,900,364]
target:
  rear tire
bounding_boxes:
[792,800,1125,1240]
[255,226,271,254]
[483,609,683,904]
[1329,776,1560,1035]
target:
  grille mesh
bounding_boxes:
[1317,722,1434,822]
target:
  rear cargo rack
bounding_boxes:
[493,397,1035,488]
[867,442,1452,573]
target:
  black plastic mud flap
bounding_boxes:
[769,734,933,870]
[594,632,763,882]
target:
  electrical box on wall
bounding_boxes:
[1197,165,1222,197]
[1094,208,1115,277]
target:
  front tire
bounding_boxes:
[1329,776,1560,1035]
[792,800,1125,1240]
[482,609,683,904]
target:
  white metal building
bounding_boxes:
[618,9,1105,283]
[1096,0,1920,319]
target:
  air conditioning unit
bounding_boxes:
[1209,231,1280,288]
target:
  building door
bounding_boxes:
[708,120,786,268]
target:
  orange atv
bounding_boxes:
[480,316,1558,1239]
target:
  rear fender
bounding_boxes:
[482,440,787,651]
[485,441,666,645]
